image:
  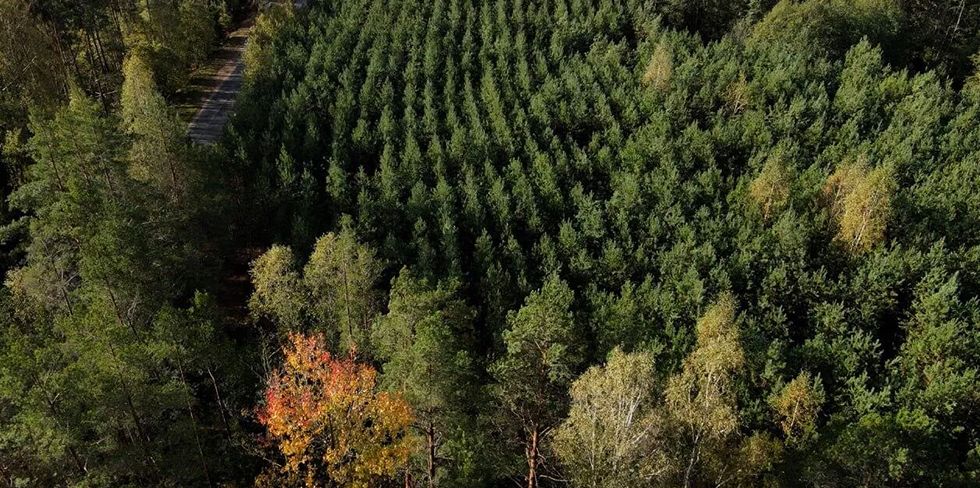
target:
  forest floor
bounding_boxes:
[215,246,264,328]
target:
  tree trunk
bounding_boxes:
[207,365,232,440]
[45,21,74,93]
[427,421,436,488]
[82,29,105,105]
[30,371,87,476]
[526,427,539,488]
[176,360,214,488]
[102,276,140,342]
[341,264,355,350]
[684,432,702,488]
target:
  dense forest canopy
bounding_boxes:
[2,0,980,486]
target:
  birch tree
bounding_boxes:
[553,348,668,488]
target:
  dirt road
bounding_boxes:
[187,0,308,144]
[186,21,250,144]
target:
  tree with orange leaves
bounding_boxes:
[256,333,413,488]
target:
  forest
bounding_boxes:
[1,0,980,486]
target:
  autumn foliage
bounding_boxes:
[257,333,412,487]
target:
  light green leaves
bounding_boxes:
[248,229,382,353]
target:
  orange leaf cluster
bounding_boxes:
[257,333,413,487]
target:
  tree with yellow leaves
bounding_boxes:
[772,372,824,443]
[553,348,669,488]
[662,293,780,487]
[823,158,895,253]
[749,150,793,222]
[256,333,412,488]
[642,41,673,90]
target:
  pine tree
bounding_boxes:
[490,275,583,488]
[120,53,188,203]
[372,268,477,486]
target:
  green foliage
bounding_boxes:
[125,0,229,93]
[121,53,189,200]
[490,274,583,486]
[224,0,980,482]
[249,244,307,330]
[899,0,980,80]
[0,49,246,485]
[5,0,980,485]
[248,229,383,354]
[491,275,582,419]
[305,230,383,353]
[372,268,480,485]
[243,3,295,80]
[750,0,903,58]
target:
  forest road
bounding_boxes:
[187,23,249,144]
[188,0,307,144]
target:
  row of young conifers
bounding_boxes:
[232,0,980,485]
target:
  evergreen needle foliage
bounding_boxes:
[2,0,980,486]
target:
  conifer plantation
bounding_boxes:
[2,0,980,486]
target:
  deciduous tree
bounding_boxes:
[749,150,793,222]
[256,333,413,488]
[772,372,824,443]
[823,159,895,253]
[249,244,307,331]
[663,293,756,487]
[553,348,668,488]
[304,230,382,354]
